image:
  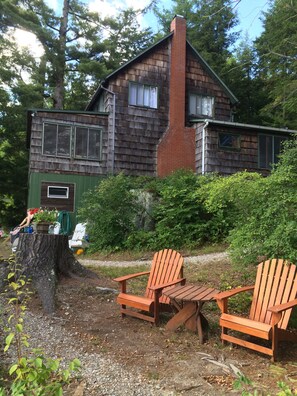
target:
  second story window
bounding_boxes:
[75,127,102,160]
[189,94,214,118]
[43,123,71,157]
[129,82,158,109]
[43,122,102,161]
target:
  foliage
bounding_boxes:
[33,208,58,224]
[223,37,267,125]
[228,137,297,265]
[151,170,217,249]
[153,0,239,75]
[0,257,81,395]
[255,0,297,129]
[78,173,143,251]
[233,373,297,396]
[78,170,240,252]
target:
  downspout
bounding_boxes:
[100,85,116,175]
[201,121,208,175]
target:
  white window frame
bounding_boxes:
[189,94,214,117]
[47,186,69,199]
[129,82,158,109]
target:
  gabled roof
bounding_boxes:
[85,31,238,111]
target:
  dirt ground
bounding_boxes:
[1,238,297,395]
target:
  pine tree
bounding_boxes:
[255,0,297,129]
[153,0,239,75]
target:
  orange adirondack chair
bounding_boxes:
[215,258,297,361]
[113,249,185,325]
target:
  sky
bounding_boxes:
[13,0,271,57]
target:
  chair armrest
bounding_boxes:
[215,286,254,314]
[214,285,254,301]
[113,271,150,283]
[268,298,297,314]
[149,278,186,292]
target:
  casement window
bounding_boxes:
[74,126,102,160]
[219,133,240,150]
[189,94,214,117]
[43,122,102,161]
[129,82,158,109]
[43,123,71,157]
[259,134,288,169]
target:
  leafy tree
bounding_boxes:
[153,0,239,75]
[223,37,267,124]
[102,8,155,72]
[255,0,297,129]
[0,38,41,228]
[2,0,108,109]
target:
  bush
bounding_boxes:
[78,173,143,251]
[228,137,297,265]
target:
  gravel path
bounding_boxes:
[79,251,229,268]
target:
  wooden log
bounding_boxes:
[13,233,98,314]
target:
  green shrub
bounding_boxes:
[228,137,297,265]
[78,173,143,251]
[152,170,217,248]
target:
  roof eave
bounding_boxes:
[191,118,297,134]
[186,41,238,105]
[85,32,174,111]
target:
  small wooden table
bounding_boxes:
[163,284,219,343]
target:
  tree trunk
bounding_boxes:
[13,233,98,314]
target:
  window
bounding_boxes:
[259,134,288,169]
[43,123,71,157]
[189,94,214,117]
[129,82,158,109]
[43,122,102,161]
[75,127,102,160]
[47,186,69,199]
[219,133,240,150]
[41,182,75,212]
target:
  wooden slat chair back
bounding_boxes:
[145,249,184,304]
[215,259,297,361]
[113,249,185,325]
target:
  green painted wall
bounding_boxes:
[28,172,104,231]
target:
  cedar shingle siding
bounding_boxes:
[29,111,108,176]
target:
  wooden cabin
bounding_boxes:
[26,15,297,224]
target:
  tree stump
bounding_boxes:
[12,233,98,314]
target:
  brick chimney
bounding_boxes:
[157,15,196,177]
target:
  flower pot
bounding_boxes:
[36,222,52,234]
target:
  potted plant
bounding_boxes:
[34,208,58,233]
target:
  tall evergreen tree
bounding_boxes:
[223,36,267,124]
[2,0,108,109]
[153,0,239,75]
[255,0,297,129]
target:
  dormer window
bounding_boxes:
[189,94,214,118]
[129,82,158,109]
